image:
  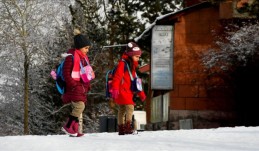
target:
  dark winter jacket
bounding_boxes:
[62,49,90,104]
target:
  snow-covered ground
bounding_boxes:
[1,126,259,151]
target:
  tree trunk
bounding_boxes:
[24,56,29,135]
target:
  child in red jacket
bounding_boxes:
[111,42,146,135]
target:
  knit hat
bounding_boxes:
[125,42,142,56]
[73,29,91,49]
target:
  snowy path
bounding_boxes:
[0,126,259,151]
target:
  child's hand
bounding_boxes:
[139,91,146,101]
[111,89,119,99]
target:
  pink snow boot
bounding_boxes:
[73,121,84,137]
[61,115,77,137]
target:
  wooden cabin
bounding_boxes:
[136,0,256,130]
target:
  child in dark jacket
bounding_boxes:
[111,42,146,135]
[61,29,93,137]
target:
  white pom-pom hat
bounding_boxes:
[126,42,142,56]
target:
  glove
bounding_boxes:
[111,89,119,100]
[138,91,146,102]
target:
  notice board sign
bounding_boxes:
[151,25,173,90]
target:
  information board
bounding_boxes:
[151,25,173,90]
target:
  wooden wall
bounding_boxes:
[142,3,242,131]
[168,5,237,129]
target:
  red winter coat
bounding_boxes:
[62,49,90,104]
[112,55,145,105]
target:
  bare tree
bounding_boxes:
[0,0,70,135]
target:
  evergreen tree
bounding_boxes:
[141,0,182,24]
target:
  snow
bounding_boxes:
[1,126,259,151]
[134,10,179,42]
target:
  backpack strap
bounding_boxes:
[121,59,128,72]
[79,57,92,75]
[122,59,137,81]
[84,58,90,66]
[62,53,74,64]
[61,53,73,58]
